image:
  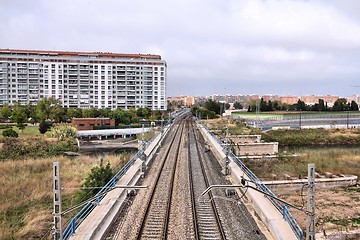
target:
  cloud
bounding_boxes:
[1,0,360,97]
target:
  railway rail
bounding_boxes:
[188,119,227,239]
[135,118,185,239]
[107,115,265,240]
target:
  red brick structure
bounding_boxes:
[71,118,116,130]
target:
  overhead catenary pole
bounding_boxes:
[53,162,63,240]
[306,164,316,240]
[141,124,147,174]
[222,124,230,175]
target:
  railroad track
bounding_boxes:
[188,119,227,240]
[135,118,186,239]
[108,116,265,240]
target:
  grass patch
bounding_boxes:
[0,153,131,239]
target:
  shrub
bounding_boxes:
[38,121,51,134]
[0,137,78,161]
[51,123,77,141]
[2,128,18,138]
[78,160,113,199]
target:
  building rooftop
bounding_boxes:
[0,48,161,60]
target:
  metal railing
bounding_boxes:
[61,125,167,239]
[198,120,304,240]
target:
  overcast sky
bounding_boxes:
[1,0,360,97]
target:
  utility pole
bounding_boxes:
[256,99,260,128]
[53,162,63,240]
[141,124,147,174]
[160,118,164,146]
[306,164,316,240]
[222,124,230,175]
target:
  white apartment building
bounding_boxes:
[0,49,167,110]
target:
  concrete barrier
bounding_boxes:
[197,121,299,240]
[236,142,279,156]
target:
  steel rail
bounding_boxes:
[135,118,185,239]
[192,120,227,240]
[187,119,200,240]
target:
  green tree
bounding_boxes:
[81,160,113,197]
[0,103,12,120]
[204,99,220,114]
[82,108,100,118]
[350,100,359,111]
[66,108,83,119]
[332,98,348,111]
[98,108,111,117]
[109,108,131,125]
[50,104,66,123]
[319,99,325,111]
[12,102,27,132]
[233,102,243,110]
[297,99,306,111]
[39,120,50,134]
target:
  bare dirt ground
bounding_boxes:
[279,185,360,235]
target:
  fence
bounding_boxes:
[198,120,304,240]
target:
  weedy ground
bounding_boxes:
[0,154,129,239]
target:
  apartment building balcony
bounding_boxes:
[68,80,78,85]
[116,66,126,70]
[69,100,78,105]
[18,80,27,84]
[29,95,39,100]
[29,90,38,95]
[68,70,78,75]
[68,95,78,99]
[116,71,126,75]
[68,87,78,91]
[79,65,89,70]
[29,85,39,90]
[18,74,27,79]
[69,76,78,80]
[68,65,78,70]
[79,70,89,75]
[18,95,28,100]
[29,74,38,79]
[29,70,38,74]
[17,64,27,68]
[17,69,27,74]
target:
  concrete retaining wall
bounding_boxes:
[227,135,262,144]
[236,142,279,156]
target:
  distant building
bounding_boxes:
[300,95,339,107]
[279,95,298,105]
[71,117,115,130]
[0,49,167,110]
